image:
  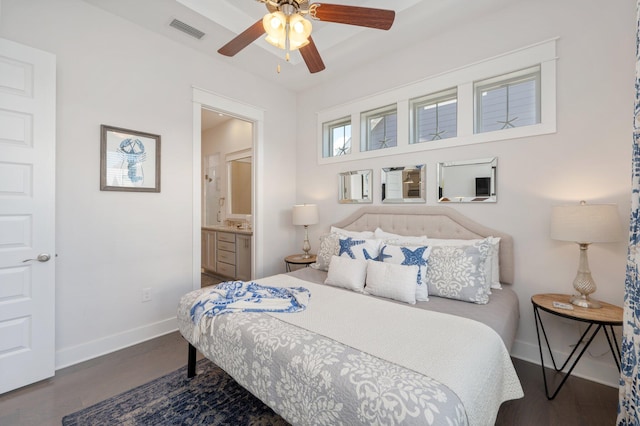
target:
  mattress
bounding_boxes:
[289,266,520,352]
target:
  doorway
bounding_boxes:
[201,109,252,228]
[191,88,265,291]
[200,109,252,287]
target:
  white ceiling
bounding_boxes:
[84,0,512,92]
[201,108,233,131]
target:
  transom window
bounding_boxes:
[322,117,351,158]
[410,88,458,144]
[475,65,541,134]
[361,104,397,152]
[317,40,556,164]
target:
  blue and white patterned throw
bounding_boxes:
[190,281,310,326]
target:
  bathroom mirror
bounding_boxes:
[437,157,497,203]
[339,169,373,203]
[381,165,426,203]
[226,149,252,217]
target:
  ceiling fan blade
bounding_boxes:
[299,36,325,74]
[218,20,265,57]
[310,3,395,30]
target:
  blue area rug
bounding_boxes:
[62,358,288,425]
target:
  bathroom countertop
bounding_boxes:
[202,225,253,236]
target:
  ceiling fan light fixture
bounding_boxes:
[288,14,312,50]
[263,11,287,49]
[263,11,311,52]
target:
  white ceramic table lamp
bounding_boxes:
[292,204,319,259]
[550,201,622,308]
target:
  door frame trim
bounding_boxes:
[191,87,264,289]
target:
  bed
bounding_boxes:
[178,206,523,425]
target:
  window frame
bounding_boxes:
[361,104,398,152]
[410,87,458,144]
[474,65,541,134]
[322,117,352,158]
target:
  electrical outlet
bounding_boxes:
[142,287,152,302]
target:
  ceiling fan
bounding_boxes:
[218,0,395,73]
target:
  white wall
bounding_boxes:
[0,0,298,367]
[296,0,634,387]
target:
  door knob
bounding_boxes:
[22,253,51,263]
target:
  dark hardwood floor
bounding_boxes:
[0,331,618,426]
[496,358,618,425]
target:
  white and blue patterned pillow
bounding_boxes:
[312,230,378,271]
[425,241,491,304]
[380,244,432,301]
[425,237,501,290]
[338,237,381,262]
[311,233,340,271]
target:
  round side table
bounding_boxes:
[284,254,317,272]
[531,293,622,400]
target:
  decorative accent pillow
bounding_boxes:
[330,226,375,239]
[380,244,432,301]
[324,256,367,292]
[365,260,418,304]
[425,241,491,304]
[338,237,381,261]
[310,233,340,271]
[425,237,501,289]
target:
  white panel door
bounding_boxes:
[0,38,56,394]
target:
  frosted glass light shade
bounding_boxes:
[550,202,622,243]
[263,11,287,49]
[262,12,311,51]
[292,204,319,226]
[288,14,311,50]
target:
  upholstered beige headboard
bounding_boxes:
[331,206,514,285]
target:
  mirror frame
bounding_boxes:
[226,148,253,218]
[381,165,426,204]
[437,157,497,203]
[338,169,373,204]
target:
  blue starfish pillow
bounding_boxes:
[380,244,432,301]
[338,237,381,262]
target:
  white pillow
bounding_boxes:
[324,256,367,292]
[338,236,380,261]
[365,260,418,304]
[425,237,501,289]
[374,228,428,246]
[330,226,375,239]
[380,244,432,301]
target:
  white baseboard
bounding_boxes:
[510,339,620,388]
[55,317,178,370]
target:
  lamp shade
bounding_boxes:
[292,204,319,226]
[550,201,622,244]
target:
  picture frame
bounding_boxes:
[100,124,161,192]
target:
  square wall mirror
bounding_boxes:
[381,165,426,203]
[339,169,373,203]
[437,157,497,203]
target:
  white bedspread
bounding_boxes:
[259,274,523,426]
